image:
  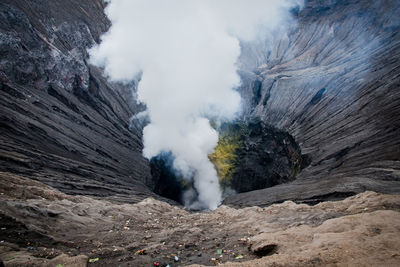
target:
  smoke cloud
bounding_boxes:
[90,0,302,209]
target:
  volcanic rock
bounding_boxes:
[228,119,310,193]
[1,0,398,207]
[224,0,400,207]
[0,0,159,203]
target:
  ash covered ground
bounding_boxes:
[1,172,400,266]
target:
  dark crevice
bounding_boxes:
[47,85,80,114]
[1,83,25,99]
[252,80,263,107]
[150,153,183,203]
[291,87,328,126]
[310,87,326,104]
[319,141,363,164]
[293,191,358,205]
[262,80,276,106]
[72,75,99,111]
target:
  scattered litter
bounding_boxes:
[174,255,179,262]
[89,258,99,263]
[136,249,147,255]
[123,226,130,230]
[153,262,160,266]
[217,249,222,254]
[211,258,216,261]
[109,230,113,233]
[166,265,171,267]
[235,254,244,259]
[5,257,15,261]
[56,264,63,267]
[1,227,6,230]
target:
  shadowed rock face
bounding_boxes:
[0,0,399,207]
[149,120,309,204]
[150,153,184,203]
[229,120,310,193]
[0,0,158,203]
[224,0,400,206]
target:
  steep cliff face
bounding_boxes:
[0,0,399,207]
[225,0,400,206]
[0,0,156,203]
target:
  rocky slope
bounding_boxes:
[2,0,399,207]
[1,0,399,207]
[1,173,400,266]
[0,0,161,203]
[225,0,400,206]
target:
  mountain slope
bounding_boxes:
[0,0,156,203]
[225,0,400,206]
[0,0,399,207]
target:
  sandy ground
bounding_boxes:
[0,171,399,266]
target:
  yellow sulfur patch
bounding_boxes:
[209,132,241,189]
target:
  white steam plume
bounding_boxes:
[90,0,302,210]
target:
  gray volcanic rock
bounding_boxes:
[0,0,399,207]
[224,0,400,206]
[218,120,310,193]
[0,0,157,203]
[230,120,309,193]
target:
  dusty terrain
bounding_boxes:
[1,171,399,267]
